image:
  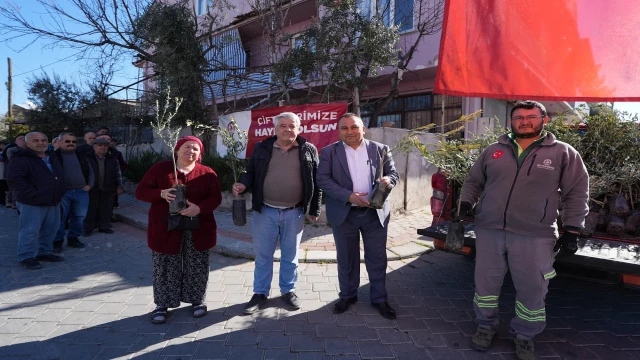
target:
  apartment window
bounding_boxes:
[197,0,210,16]
[292,34,316,52]
[394,0,414,32]
[245,47,252,70]
[360,0,414,32]
[360,93,463,137]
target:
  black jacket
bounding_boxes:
[86,151,120,193]
[6,148,65,206]
[240,136,322,216]
[54,148,91,184]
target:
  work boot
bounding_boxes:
[513,337,538,360]
[67,237,85,248]
[470,325,496,351]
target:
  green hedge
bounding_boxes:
[125,151,249,192]
[201,154,248,192]
[124,151,171,183]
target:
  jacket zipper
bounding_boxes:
[540,199,548,222]
[502,147,542,229]
[526,154,537,176]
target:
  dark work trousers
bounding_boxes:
[473,226,556,340]
[0,179,7,204]
[84,189,115,232]
[332,207,390,304]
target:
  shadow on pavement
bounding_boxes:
[1,205,640,359]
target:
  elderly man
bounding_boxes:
[317,113,399,319]
[53,133,94,252]
[77,132,97,154]
[233,112,322,314]
[83,138,123,236]
[97,133,126,209]
[6,132,65,269]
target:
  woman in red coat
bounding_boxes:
[135,136,222,323]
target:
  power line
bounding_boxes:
[12,51,84,77]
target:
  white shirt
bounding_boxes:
[343,141,372,201]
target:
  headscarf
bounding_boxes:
[174,136,204,163]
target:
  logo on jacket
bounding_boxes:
[492,150,504,159]
[537,159,555,171]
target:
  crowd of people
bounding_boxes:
[0,102,589,360]
[0,127,126,269]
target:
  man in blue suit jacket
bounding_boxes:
[317,113,399,319]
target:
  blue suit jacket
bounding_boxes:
[317,139,399,227]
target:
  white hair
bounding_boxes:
[25,132,48,142]
[274,112,301,128]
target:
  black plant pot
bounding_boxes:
[369,182,391,209]
[169,185,187,214]
[233,198,247,226]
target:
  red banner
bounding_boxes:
[434,0,640,101]
[246,103,348,157]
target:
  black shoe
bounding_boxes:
[67,237,85,248]
[98,228,114,234]
[333,296,358,314]
[281,292,301,310]
[82,230,92,237]
[35,254,64,262]
[52,246,63,254]
[243,294,268,314]
[20,258,43,270]
[372,301,396,320]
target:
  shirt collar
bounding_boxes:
[342,139,366,150]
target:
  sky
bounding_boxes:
[0,0,141,116]
[1,1,640,118]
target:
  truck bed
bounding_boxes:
[418,222,640,275]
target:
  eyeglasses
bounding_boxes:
[511,115,545,122]
[63,140,77,143]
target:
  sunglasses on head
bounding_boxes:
[63,140,77,143]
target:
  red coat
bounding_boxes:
[135,161,222,254]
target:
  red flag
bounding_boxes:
[434,0,640,101]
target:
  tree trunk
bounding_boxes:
[353,87,361,117]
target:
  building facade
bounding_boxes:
[138,0,581,137]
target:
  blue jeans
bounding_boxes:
[55,190,90,241]
[16,202,60,262]
[252,205,304,295]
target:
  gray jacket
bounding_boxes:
[317,139,399,227]
[461,132,589,238]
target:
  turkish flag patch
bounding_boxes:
[492,150,504,159]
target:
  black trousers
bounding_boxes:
[84,189,115,231]
[0,180,7,204]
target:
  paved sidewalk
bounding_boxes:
[113,194,435,263]
[1,206,640,360]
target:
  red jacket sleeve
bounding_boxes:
[135,163,164,203]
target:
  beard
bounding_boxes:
[511,123,544,139]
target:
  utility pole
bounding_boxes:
[6,57,12,118]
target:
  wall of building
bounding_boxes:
[364,127,439,216]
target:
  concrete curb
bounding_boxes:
[114,212,435,263]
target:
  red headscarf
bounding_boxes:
[174,136,204,163]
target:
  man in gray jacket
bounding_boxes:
[459,101,589,360]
